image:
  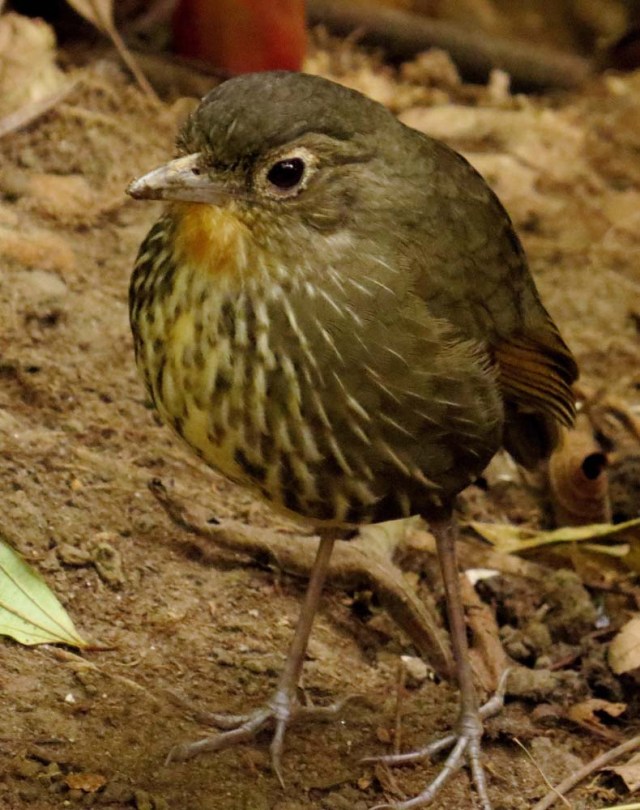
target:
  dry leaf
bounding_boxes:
[65,0,157,99]
[357,515,422,558]
[64,772,108,792]
[548,417,611,526]
[603,750,640,792]
[568,698,626,741]
[582,542,630,557]
[609,615,640,675]
[470,518,640,557]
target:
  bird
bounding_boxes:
[127,70,577,809]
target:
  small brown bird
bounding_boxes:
[128,71,577,809]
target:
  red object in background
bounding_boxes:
[173,0,307,73]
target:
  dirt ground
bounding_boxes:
[1,39,640,810]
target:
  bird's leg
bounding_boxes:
[167,532,346,785]
[367,516,506,810]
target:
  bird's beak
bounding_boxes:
[127,153,230,205]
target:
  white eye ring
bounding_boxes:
[257,146,318,199]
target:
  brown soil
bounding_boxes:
[1,47,639,810]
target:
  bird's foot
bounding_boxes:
[166,687,351,786]
[365,672,509,810]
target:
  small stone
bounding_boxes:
[241,653,282,676]
[58,542,92,566]
[401,654,429,687]
[38,548,61,573]
[12,757,42,779]
[91,534,124,586]
[38,761,62,784]
[98,781,133,804]
[543,570,597,643]
[523,620,552,654]
[322,792,353,809]
[44,762,62,777]
[211,648,237,667]
[133,789,153,810]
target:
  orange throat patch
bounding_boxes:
[171,201,252,279]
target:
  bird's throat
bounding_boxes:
[171,202,252,280]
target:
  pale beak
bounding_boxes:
[127,152,230,205]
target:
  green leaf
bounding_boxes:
[0,540,86,647]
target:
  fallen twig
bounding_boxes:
[513,737,572,809]
[532,734,640,810]
[461,574,508,693]
[0,81,78,139]
[307,0,592,90]
[65,0,159,101]
[393,658,406,756]
[149,478,453,679]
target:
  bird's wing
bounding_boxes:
[407,136,578,466]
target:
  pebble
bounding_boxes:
[39,761,62,784]
[133,788,153,810]
[401,654,430,686]
[58,542,92,566]
[322,793,355,809]
[91,534,125,586]
[98,781,133,804]
[12,758,42,779]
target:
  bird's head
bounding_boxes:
[127,72,415,279]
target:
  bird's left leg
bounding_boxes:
[167,532,345,785]
[367,516,506,810]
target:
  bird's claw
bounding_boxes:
[367,729,488,810]
[364,671,510,810]
[166,691,353,786]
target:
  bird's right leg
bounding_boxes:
[166,532,345,785]
[366,517,507,809]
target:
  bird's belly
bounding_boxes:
[145,312,264,490]
[132,242,503,526]
[144,322,501,528]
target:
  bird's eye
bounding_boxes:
[257,148,317,199]
[266,158,305,190]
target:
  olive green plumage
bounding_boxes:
[129,71,577,527]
